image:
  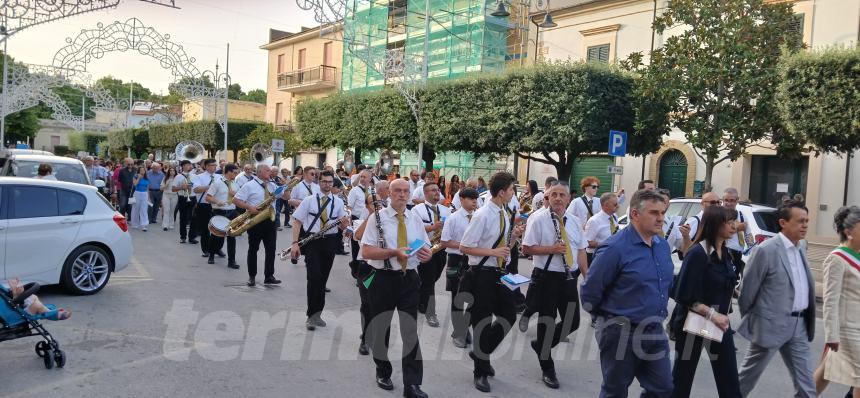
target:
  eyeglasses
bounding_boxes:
[590,185,599,189]
[319,180,334,184]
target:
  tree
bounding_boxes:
[243,123,302,160]
[3,108,40,147]
[95,76,156,102]
[627,0,803,191]
[33,85,96,120]
[241,89,266,104]
[227,83,244,100]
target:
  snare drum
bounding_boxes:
[208,215,231,237]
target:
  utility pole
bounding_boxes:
[81,95,85,132]
[1,26,9,148]
[415,0,430,172]
[223,43,230,158]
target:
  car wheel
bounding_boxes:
[61,245,112,295]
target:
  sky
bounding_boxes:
[7,0,319,95]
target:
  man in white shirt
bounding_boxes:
[672,191,722,256]
[360,179,432,397]
[531,176,558,211]
[441,187,479,348]
[411,182,451,327]
[172,160,197,244]
[412,171,445,205]
[288,166,320,208]
[235,164,255,189]
[521,184,588,389]
[232,164,287,287]
[451,177,479,211]
[205,164,239,268]
[566,176,602,230]
[407,169,421,197]
[289,170,350,331]
[584,192,620,266]
[723,187,753,275]
[347,170,374,262]
[459,171,525,393]
[192,159,218,257]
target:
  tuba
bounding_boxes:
[251,143,274,167]
[343,149,355,174]
[175,141,205,164]
[377,149,393,176]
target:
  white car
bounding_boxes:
[1,154,91,186]
[0,177,132,294]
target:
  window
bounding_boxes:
[11,160,88,185]
[586,44,610,63]
[323,42,332,66]
[666,201,686,220]
[275,103,283,124]
[58,189,86,216]
[11,186,59,219]
[298,48,306,70]
[686,202,702,220]
[277,54,285,74]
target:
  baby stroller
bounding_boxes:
[0,282,67,369]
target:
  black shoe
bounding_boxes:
[403,385,428,398]
[163,227,168,231]
[189,239,199,244]
[325,287,331,293]
[201,253,209,257]
[277,227,283,231]
[247,278,255,287]
[180,238,186,243]
[542,370,560,389]
[469,351,495,377]
[452,336,467,348]
[227,263,240,269]
[306,318,316,331]
[487,364,495,377]
[311,316,327,327]
[376,377,394,391]
[519,313,532,333]
[426,314,439,328]
[216,250,226,258]
[473,375,490,393]
[207,256,215,264]
[358,342,369,356]
[264,277,281,285]
[515,303,526,314]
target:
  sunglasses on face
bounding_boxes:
[590,185,599,189]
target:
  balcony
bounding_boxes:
[277,65,338,93]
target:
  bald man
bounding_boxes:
[673,191,722,256]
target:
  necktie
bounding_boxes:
[433,205,440,223]
[609,215,618,235]
[496,210,506,269]
[467,213,472,222]
[319,196,329,225]
[556,216,572,267]
[396,211,408,269]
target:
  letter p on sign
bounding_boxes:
[608,130,627,157]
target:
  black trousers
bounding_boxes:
[672,330,741,398]
[532,270,581,372]
[352,260,374,345]
[446,254,471,340]
[209,209,237,263]
[469,267,516,377]
[247,219,277,279]
[417,250,446,316]
[304,235,338,317]
[350,216,361,262]
[367,269,423,387]
[506,246,526,307]
[193,203,213,254]
[148,190,163,222]
[177,196,195,240]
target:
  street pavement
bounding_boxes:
[0,223,849,398]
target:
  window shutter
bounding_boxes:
[587,44,610,63]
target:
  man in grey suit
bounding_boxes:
[737,200,816,397]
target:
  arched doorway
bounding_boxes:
[659,149,688,198]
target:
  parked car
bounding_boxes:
[0,177,132,294]
[617,198,779,274]
[1,154,92,186]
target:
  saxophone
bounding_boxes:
[429,229,445,254]
[224,188,276,236]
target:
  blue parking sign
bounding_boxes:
[608,130,627,157]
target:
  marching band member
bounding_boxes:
[360,179,431,398]
[192,159,218,257]
[566,176,602,230]
[459,172,525,393]
[348,170,374,262]
[412,171,445,205]
[205,163,239,269]
[411,182,451,327]
[235,164,255,189]
[289,170,350,331]
[451,177,479,212]
[232,164,285,287]
[531,177,558,210]
[288,166,320,209]
[440,187,479,348]
[172,160,197,244]
[521,184,588,389]
[583,192,621,266]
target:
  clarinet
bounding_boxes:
[550,212,574,280]
[280,221,342,263]
[370,186,394,270]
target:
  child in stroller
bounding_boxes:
[0,279,69,369]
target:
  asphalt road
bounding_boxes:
[0,224,850,398]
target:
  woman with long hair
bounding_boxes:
[670,206,741,398]
[130,166,150,231]
[161,167,179,231]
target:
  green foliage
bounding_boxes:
[149,120,220,149]
[95,76,156,102]
[228,83,244,100]
[625,0,803,190]
[241,89,267,104]
[53,145,71,156]
[777,47,860,155]
[243,123,303,158]
[107,128,149,157]
[33,85,96,120]
[69,132,107,154]
[3,109,40,147]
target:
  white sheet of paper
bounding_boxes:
[776,183,789,192]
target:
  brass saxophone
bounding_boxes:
[224,189,276,236]
[429,229,445,254]
[518,191,532,215]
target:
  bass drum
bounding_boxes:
[208,215,231,238]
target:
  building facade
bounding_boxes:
[533,0,859,243]
[181,98,265,123]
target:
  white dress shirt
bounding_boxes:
[726,210,753,252]
[347,184,372,220]
[779,232,810,312]
[206,176,236,210]
[412,201,452,226]
[584,211,620,254]
[412,185,444,203]
[292,192,346,235]
[289,180,321,202]
[192,172,216,203]
[233,177,277,209]
[522,209,587,272]
[451,190,462,211]
[441,208,473,255]
[408,179,420,196]
[360,206,430,270]
[461,199,514,267]
[477,191,519,213]
[172,173,193,198]
[235,173,255,189]
[566,194,601,229]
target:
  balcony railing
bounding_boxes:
[277,65,338,92]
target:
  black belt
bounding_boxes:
[790,309,808,317]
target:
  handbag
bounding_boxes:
[128,196,137,205]
[682,310,724,342]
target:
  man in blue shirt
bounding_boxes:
[580,189,674,398]
[146,163,165,224]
